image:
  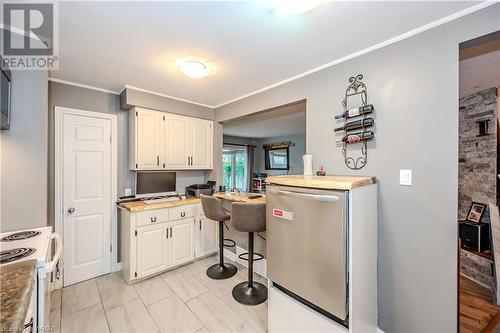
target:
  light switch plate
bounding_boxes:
[125,188,132,196]
[400,170,412,186]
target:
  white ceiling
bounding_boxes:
[223,101,306,138]
[460,49,500,98]
[53,1,484,107]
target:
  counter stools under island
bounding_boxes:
[231,201,268,305]
[200,194,238,280]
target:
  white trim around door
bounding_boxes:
[54,106,118,288]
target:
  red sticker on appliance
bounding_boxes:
[273,209,294,220]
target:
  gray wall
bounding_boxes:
[255,134,306,176]
[216,5,500,332]
[1,70,48,232]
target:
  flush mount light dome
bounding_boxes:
[265,0,322,15]
[176,58,212,79]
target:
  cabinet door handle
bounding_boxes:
[157,156,159,166]
[199,220,201,230]
[170,227,172,238]
[181,212,185,217]
[166,228,169,239]
[151,217,156,223]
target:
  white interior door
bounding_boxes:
[63,113,112,286]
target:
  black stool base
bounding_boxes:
[232,281,268,305]
[206,263,237,280]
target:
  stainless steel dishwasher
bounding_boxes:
[266,184,349,326]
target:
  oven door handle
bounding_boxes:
[45,233,62,273]
[270,190,340,202]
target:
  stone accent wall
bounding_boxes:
[458,87,498,223]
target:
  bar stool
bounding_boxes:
[200,194,237,279]
[231,202,267,305]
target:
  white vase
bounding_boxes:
[303,155,313,176]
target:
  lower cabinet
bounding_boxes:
[121,203,219,283]
[196,216,218,258]
[136,224,169,278]
[169,219,195,267]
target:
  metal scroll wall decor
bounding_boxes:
[335,74,375,170]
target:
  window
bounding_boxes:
[223,147,247,191]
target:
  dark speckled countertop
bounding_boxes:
[0,260,36,332]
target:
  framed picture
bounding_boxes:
[466,202,486,223]
[265,147,290,170]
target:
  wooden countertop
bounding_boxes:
[118,197,201,212]
[213,192,266,203]
[0,260,36,332]
[266,175,376,190]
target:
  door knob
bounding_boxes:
[67,207,75,214]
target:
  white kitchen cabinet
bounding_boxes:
[169,218,195,267]
[195,216,218,258]
[130,107,213,170]
[130,108,164,170]
[189,118,213,169]
[136,223,169,278]
[164,115,189,169]
[120,202,218,283]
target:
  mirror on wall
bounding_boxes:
[265,147,289,170]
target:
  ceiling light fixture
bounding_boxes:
[176,58,212,79]
[265,0,322,15]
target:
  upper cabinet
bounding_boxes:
[130,107,213,170]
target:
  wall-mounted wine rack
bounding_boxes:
[335,74,375,170]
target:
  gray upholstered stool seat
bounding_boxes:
[200,194,237,280]
[231,202,268,306]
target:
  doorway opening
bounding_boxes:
[221,100,306,193]
[458,30,500,333]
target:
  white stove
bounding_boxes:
[0,227,62,332]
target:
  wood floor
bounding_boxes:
[460,275,500,333]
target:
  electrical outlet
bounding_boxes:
[125,188,132,196]
[400,170,412,186]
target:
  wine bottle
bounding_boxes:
[336,131,374,143]
[333,118,374,132]
[335,104,374,119]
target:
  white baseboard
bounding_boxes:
[112,262,122,272]
[223,248,238,262]
[224,246,267,278]
[377,328,386,333]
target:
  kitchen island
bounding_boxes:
[212,191,266,203]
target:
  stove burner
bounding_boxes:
[0,231,41,242]
[0,248,36,264]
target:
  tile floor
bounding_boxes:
[49,255,268,333]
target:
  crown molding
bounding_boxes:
[124,85,214,109]
[48,77,120,95]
